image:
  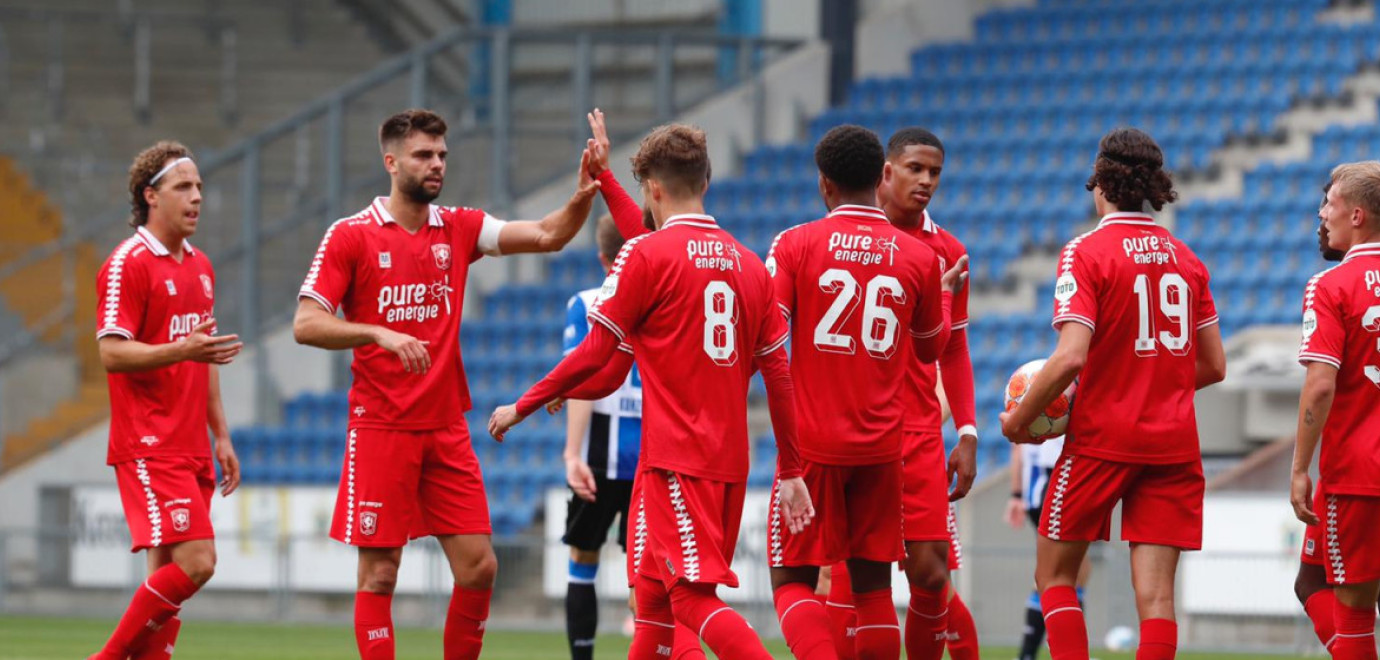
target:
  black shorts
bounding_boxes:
[562,475,635,552]
[1026,507,1042,528]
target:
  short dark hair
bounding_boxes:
[886,127,945,158]
[815,125,885,193]
[1085,127,1177,212]
[379,109,447,153]
[128,141,193,227]
[631,124,710,197]
[595,215,625,261]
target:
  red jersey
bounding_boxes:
[96,227,216,465]
[1051,212,1218,464]
[587,214,787,483]
[1298,242,1380,496]
[898,212,970,434]
[766,205,948,464]
[298,197,504,430]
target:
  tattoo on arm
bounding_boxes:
[1305,409,1315,426]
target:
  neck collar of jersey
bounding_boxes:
[922,210,938,233]
[829,204,889,223]
[1343,242,1380,262]
[373,196,444,228]
[1098,212,1156,227]
[137,226,194,257]
[663,213,718,230]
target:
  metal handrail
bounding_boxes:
[0,25,802,370]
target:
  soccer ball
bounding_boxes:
[1104,624,1136,651]
[1003,359,1075,441]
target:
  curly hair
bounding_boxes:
[1085,128,1177,212]
[128,141,193,227]
[379,108,448,153]
[815,125,885,193]
[630,124,709,197]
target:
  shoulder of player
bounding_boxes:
[1307,263,1349,294]
[606,231,657,271]
[101,235,152,274]
[431,204,488,225]
[932,223,970,256]
[765,220,812,254]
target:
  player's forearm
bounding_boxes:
[938,327,977,432]
[1009,446,1023,494]
[564,399,594,461]
[207,365,231,441]
[293,303,379,350]
[597,170,650,240]
[99,337,188,373]
[757,347,803,479]
[911,291,953,363]
[1194,326,1228,390]
[530,187,599,253]
[562,349,634,401]
[517,326,620,417]
[1291,374,1336,475]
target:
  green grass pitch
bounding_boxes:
[0,615,1301,659]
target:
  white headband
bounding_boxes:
[149,157,194,185]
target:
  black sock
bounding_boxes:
[566,581,598,660]
[1018,590,1046,660]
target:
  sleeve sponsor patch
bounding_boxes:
[1054,273,1078,302]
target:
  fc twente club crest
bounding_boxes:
[432,244,452,271]
[360,511,378,536]
[170,508,191,533]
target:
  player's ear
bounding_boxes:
[817,174,831,207]
[881,160,893,184]
[143,184,159,209]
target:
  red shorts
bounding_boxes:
[1038,453,1204,550]
[1301,485,1326,567]
[901,432,950,543]
[115,456,216,552]
[330,423,491,547]
[946,502,963,571]
[633,468,746,588]
[768,460,904,568]
[1321,493,1380,585]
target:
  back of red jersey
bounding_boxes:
[1051,213,1217,464]
[766,205,946,464]
[899,213,970,434]
[588,214,787,483]
[1298,244,1380,496]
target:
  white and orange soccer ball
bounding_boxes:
[1004,358,1076,442]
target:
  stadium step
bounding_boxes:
[0,380,108,473]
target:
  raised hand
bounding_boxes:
[586,108,611,176]
[941,255,970,295]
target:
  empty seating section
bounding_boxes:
[233,0,1375,533]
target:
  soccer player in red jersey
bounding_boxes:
[292,109,600,660]
[764,124,962,660]
[861,126,979,660]
[89,141,244,660]
[1292,180,1380,655]
[1000,128,1226,660]
[489,123,814,660]
[1291,161,1380,660]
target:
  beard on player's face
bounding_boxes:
[1319,221,1345,262]
[399,172,442,204]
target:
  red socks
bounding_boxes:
[673,621,707,660]
[631,574,676,659]
[669,582,774,660]
[444,585,491,660]
[97,563,200,659]
[826,562,857,660]
[946,591,980,660]
[903,587,949,660]
[1136,618,1176,660]
[773,582,836,660]
[1040,585,1089,660]
[1332,601,1379,660]
[131,616,182,660]
[354,592,395,660]
[1304,589,1338,651]
[852,588,900,660]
